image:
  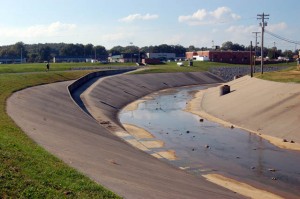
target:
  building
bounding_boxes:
[192,55,210,61]
[108,53,139,63]
[186,50,251,64]
[53,55,108,63]
[0,57,26,64]
[146,53,176,61]
[53,56,89,63]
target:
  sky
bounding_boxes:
[0,0,299,51]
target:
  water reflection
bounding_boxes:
[119,85,300,196]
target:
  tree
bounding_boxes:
[173,45,186,56]
[109,46,124,55]
[94,45,108,59]
[39,46,52,62]
[221,41,245,51]
[60,44,84,56]
[187,45,199,52]
[221,41,233,50]
[283,50,293,59]
[13,42,27,58]
[84,44,94,57]
[123,45,139,54]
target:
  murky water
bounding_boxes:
[119,85,300,197]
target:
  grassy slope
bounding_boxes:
[256,66,300,83]
[132,61,239,74]
[0,71,120,198]
[0,62,134,73]
[132,61,294,74]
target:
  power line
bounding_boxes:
[265,30,300,45]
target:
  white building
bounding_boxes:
[192,55,210,61]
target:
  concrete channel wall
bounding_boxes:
[68,68,136,94]
[7,69,244,199]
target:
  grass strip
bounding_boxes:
[0,71,121,198]
[256,66,300,83]
[131,61,293,74]
[0,62,134,73]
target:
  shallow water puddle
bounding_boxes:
[119,85,300,197]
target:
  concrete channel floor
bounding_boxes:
[7,72,245,199]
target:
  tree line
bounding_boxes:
[0,41,297,63]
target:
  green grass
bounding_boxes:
[0,71,121,198]
[0,62,134,73]
[256,65,300,83]
[132,61,240,74]
[132,61,294,74]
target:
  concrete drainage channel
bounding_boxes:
[119,85,300,198]
[68,69,300,199]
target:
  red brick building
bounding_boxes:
[186,50,251,64]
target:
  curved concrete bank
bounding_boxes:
[201,76,300,149]
[81,72,224,131]
[7,71,244,199]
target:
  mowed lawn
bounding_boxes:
[0,62,135,73]
[0,70,121,198]
[256,66,300,83]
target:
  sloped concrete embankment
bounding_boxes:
[80,71,224,131]
[7,70,244,199]
[201,76,300,149]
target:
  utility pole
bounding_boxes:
[273,42,276,59]
[257,13,269,74]
[250,41,253,77]
[20,48,23,64]
[252,31,260,73]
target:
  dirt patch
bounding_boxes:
[123,124,154,139]
[203,174,284,199]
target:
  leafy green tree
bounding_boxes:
[39,46,52,62]
[94,45,108,59]
[60,44,84,56]
[187,45,200,52]
[109,46,124,55]
[221,41,245,51]
[283,50,293,59]
[123,45,139,54]
[84,44,94,57]
[221,41,233,50]
[173,45,186,55]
